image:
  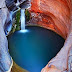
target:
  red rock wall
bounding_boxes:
[29,0,71,39]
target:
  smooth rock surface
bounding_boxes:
[28,0,71,39]
[0,7,12,72]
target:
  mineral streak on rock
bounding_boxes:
[28,0,71,39]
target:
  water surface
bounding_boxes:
[8,26,65,72]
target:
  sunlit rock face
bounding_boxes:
[28,0,71,39]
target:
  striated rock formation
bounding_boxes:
[28,0,71,39]
[0,3,12,72]
[28,0,72,72]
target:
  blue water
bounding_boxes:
[8,26,65,72]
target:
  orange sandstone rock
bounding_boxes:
[27,0,72,72]
[28,0,71,39]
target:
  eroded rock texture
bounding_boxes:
[0,0,12,72]
[28,0,72,72]
[0,0,72,72]
[28,0,71,39]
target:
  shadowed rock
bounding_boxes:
[0,1,12,71]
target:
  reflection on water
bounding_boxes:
[19,29,29,33]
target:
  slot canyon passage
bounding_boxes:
[0,0,72,72]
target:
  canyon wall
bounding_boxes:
[28,0,71,39]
